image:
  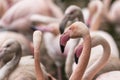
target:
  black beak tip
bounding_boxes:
[60,45,65,53]
[31,25,37,31]
[74,53,78,64]
[59,26,64,34]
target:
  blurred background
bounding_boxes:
[0,0,119,80]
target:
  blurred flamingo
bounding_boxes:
[0,0,63,40]
[33,30,56,80]
[0,32,56,80]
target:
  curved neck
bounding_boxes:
[83,35,110,80]
[34,49,45,80]
[33,31,45,80]
[103,0,114,22]
[69,33,91,80]
[65,38,80,78]
[90,1,103,31]
[0,44,22,80]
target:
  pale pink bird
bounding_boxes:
[96,71,120,80]
[103,0,120,33]
[33,30,56,80]
[60,22,92,80]
[60,22,118,80]
[32,22,79,80]
[0,0,63,40]
[0,38,56,80]
[0,0,9,18]
[59,4,119,78]
[0,31,34,68]
[59,5,84,34]
[60,21,120,80]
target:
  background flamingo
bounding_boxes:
[33,30,56,80]
[96,71,120,80]
[0,0,63,40]
[0,31,34,69]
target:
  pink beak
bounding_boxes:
[60,31,70,53]
[74,44,83,64]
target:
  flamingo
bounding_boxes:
[0,0,22,19]
[87,0,119,58]
[67,24,119,79]
[59,0,104,33]
[0,0,63,40]
[80,32,120,80]
[0,31,33,56]
[59,5,85,34]
[103,0,120,48]
[59,4,119,78]
[60,21,119,80]
[96,71,120,80]
[32,22,79,80]
[0,31,34,68]
[0,39,22,80]
[0,0,8,18]
[103,0,120,24]
[0,33,56,80]
[33,30,56,80]
[0,39,37,80]
[87,0,104,31]
[60,21,91,80]
[30,14,60,25]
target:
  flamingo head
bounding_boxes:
[60,21,88,54]
[59,5,84,34]
[0,39,21,61]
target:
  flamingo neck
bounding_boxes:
[34,50,45,80]
[83,35,110,80]
[29,42,34,55]
[69,34,91,80]
[0,45,22,80]
[33,31,45,80]
[103,0,114,22]
[90,2,103,31]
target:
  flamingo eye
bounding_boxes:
[69,27,72,30]
[6,44,11,47]
[70,11,74,14]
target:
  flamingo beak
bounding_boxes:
[60,32,70,53]
[60,45,65,53]
[74,53,79,64]
[31,26,51,32]
[31,25,37,31]
[74,45,83,64]
[59,15,70,34]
